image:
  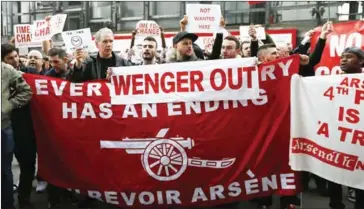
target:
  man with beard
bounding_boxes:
[166,31,202,63]
[27,50,46,75]
[71,27,132,82]
[327,47,364,209]
[140,36,158,65]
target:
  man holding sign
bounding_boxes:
[327,47,364,209]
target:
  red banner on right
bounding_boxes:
[311,20,364,76]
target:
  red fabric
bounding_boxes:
[248,1,265,5]
[311,20,364,75]
[24,56,301,208]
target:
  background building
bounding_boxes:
[1,1,363,42]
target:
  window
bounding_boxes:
[151,2,181,16]
[119,2,144,17]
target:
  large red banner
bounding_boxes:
[311,20,364,76]
[25,56,300,208]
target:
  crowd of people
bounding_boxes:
[1,15,364,209]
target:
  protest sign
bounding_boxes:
[50,14,67,35]
[136,20,161,37]
[62,28,93,53]
[239,26,266,41]
[290,74,364,190]
[110,58,260,104]
[24,55,300,208]
[14,24,32,47]
[311,20,364,76]
[31,14,67,42]
[185,4,222,33]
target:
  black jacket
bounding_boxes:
[69,52,133,82]
[298,38,326,77]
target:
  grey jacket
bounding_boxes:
[69,52,133,82]
[1,63,32,129]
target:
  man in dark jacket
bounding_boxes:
[327,47,364,209]
[70,27,132,82]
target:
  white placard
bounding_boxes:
[136,20,161,37]
[185,4,222,33]
[62,28,93,53]
[290,74,364,190]
[239,26,266,41]
[31,14,67,42]
[13,24,41,47]
[109,58,260,105]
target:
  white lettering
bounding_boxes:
[228,182,241,197]
[105,191,119,205]
[166,190,181,204]
[330,33,363,57]
[87,83,102,96]
[191,187,208,203]
[62,102,77,118]
[139,191,154,205]
[80,103,96,119]
[122,105,138,118]
[210,185,225,200]
[51,80,66,96]
[141,103,157,118]
[280,173,296,189]
[261,65,275,81]
[185,102,202,114]
[87,191,103,202]
[70,83,83,96]
[204,101,219,112]
[35,79,48,95]
[167,103,182,116]
[262,175,278,192]
[120,192,136,206]
[278,59,292,76]
[245,179,259,195]
[99,103,113,119]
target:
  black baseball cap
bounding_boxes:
[343,47,364,60]
[173,31,198,45]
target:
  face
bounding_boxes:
[96,34,114,58]
[176,38,193,57]
[262,47,279,63]
[277,46,290,58]
[27,52,43,69]
[241,42,251,57]
[142,40,157,61]
[4,51,20,69]
[340,52,363,73]
[43,60,50,70]
[49,55,67,73]
[222,39,239,59]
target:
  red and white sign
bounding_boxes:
[185,4,222,33]
[311,20,364,76]
[25,55,300,208]
[136,20,161,37]
[13,24,40,47]
[110,58,260,104]
[31,14,67,42]
[240,26,266,41]
[290,74,364,190]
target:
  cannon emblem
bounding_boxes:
[100,128,235,181]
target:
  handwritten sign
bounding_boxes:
[14,24,38,47]
[31,14,67,42]
[185,4,221,33]
[136,20,160,37]
[62,28,93,53]
[50,14,67,35]
[239,26,266,41]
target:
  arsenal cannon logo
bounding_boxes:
[100,128,235,181]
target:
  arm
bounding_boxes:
[209,33,223,60]
[9,68,32,108]
[308,38,326,67]
[262,33,275,45]
[42,40,52,55]
[130,30,137,49]
[160,27,166,49]
[250,41,259,57]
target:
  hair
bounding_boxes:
[240,40,251,51]
[1,44,17,60]
[28,50,43,59]
[95,27,114,42]
[47,48,67,59]
[143,36,158,48]
[257,43,276,57]
[224,36,240,50]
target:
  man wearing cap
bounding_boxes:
[327,46,364,209]
[167,31,202,63]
